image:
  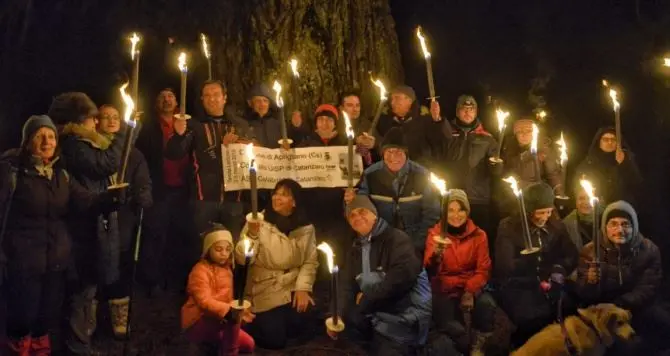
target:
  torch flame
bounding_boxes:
[664,58,670,67]
[495,109,509,133]
[556,132,568,165]
[602,79,609,87]
[129,33,140,61]
[289,58,299,78]
[178,52,188,72]
[243,238,253,257]
[530,123,539,154]
[245,143,256,171]
[609,89,620,111]
[272,80,284,108]
[342,111,354,139]
[503,176,521,197]
[200,33,211,59]
[371,78,388,101]
[317,242,335,273]
[538,110,547,119]
[430,172,447,196]
[416,26,431,59]
[579,179,598,208]
[119,82,136,127]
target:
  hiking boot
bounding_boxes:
[109,296,130,339]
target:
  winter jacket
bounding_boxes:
[438,119,501,205]
[575,201,662,313]
[424,219,491,296]
[298,132,348,224]
[0,150,110,276]
[494,214,578,324]
[339,218,432,345]
[165,109,253,202]
[356,160,441,253]
[59,123,125,285]
[115,147,152,251]
[234,217,318,313]
[373,103,449,168]
[181,260,234,330]
[574,127,642,205]
[243,108,305,149]
[562,210,594,253]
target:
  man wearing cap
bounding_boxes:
[136,88,193,297]
[498,117,563,217]
[331,195,434,355]
[576,200,668,353]
[494,182,578,347]
[373,85,449,168]
[344,127,441,258]
[439,95,500,242]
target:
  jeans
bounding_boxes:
[433,291,497,339]
[243,303,316,350]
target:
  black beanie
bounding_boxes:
[48,92,98,125]
[381,127,408,152]
[523,182,555,212]
[605,209,632,224]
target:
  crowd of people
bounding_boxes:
[0,77,667,356]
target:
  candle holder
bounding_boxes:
[520,246,541,255]
[245,212,265,223]
[231,299,251,311]
[325,317,345,333]
[488,156,503,164]
[432,234,452,245]
[277,138,294,147]
[107,182,130,191]
[174,114,191,121]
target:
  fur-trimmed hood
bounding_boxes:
[61,122,112,150]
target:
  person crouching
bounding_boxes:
[181,226,255,356]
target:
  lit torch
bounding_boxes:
[664,57,670,67]
[491,108,509,163]
[430,172,450,244]
[556,132,569,199]
[246,143,260,221]
[343,111,355,189]
[289,58,301,115]
[235,238,254,309]
[318,242,344,332]
[609,88,622,151]
[368,77,388,135]
[273,80,292,147]
[416,26,436,101]
[580,179,600,264]
[201,33,212,80]
[129,33,141,105]
[177,52,189,120]
[530,123,541,180]
[117,82,137,184]
[503,176,540,255]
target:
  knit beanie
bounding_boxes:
[247,83,274,101]
[381,127,408,152]
[314,104,339,122]
[456,95,477,109]
[523,182,555,212]
[513,118,534,134]
[48,92,98,125]
[201,226,234,259]
[21,115,58,148]
[391,85,417,102]
[346,195,378,217]
[447,189,470,216]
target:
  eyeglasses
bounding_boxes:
[600,137,617,143]
[606,221,632,230]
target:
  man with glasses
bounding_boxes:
[576,200,668,354]
[344,127,441,258]
[574,127,642,205]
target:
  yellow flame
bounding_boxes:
[530,123,539,154]
[579,179,598,207]
[289,58,299,77]
[609,89,620,111]
[272,80,284,108]
[430,172,447,196]
[245,143,256,170]
[602,79,609,87]
[243,238,253,257]
[538,110,547,119]
[178,52,188,72]
[129,33,140,61]
[495,109,509,133]
[371,78,388,101]
[317,242,335,273]
[503,176,521,197]
[664,58,670,67]
[556,132,568,165]
[200,33,210,59]
[342,111,354,139]
[119,82,135,125]
[416,26,431,59]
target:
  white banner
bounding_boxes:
[222,144,364,190]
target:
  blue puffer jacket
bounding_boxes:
[356,160,441,254]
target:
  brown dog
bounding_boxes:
[511,304,634,356]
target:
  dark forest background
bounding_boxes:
[2,0,670,271]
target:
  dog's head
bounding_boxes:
[577,303,635,346]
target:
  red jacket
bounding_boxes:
[181,260,234,330]
[423,219,491,295]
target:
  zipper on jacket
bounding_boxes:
[617,251,623,286]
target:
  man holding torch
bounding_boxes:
[338,90,377,167]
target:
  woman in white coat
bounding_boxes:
[235,178,318,350]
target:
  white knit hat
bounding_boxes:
[202,228,234,258]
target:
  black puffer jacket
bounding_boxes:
[575,201,662,312]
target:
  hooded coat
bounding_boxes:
[575,201,662,312]
[574,127,642,205]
